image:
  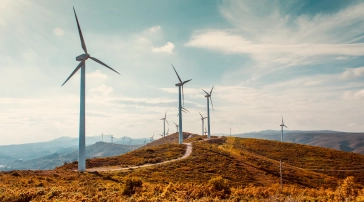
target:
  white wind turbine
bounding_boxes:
[198,111,208,136]
[150,134,154,142]
[62,7,120,172]
[202,86,214,139]
[172,65,191,144]
[160,110,169,137]
[173,122,179,132]
[280,116,288,142]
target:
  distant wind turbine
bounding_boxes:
[101,133,104,142]
[280,116,288,142]
[173,122,179,132]
[129,138,133,150]
[111,135,114,144]
[122,136,126,145]
[204,126,207,136]
[202,86,214,139]
[150,134,154,142]
[61,7,120,172]
[172,64,191,144]
[160,110,169,137]
[144,138,146,144]
[198,111,208,136]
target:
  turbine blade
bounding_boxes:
[172,64,182,83]
[199,111,203,119]
[284,125,288,129]
[173,122,177,126]
[210,85,214,95]
[182,107,189,112]
[202,89,209,95]
[182,79,191,85]
[166,119,169,125]
[165,110,167,119]
[90,57,120,75]
[73,7,87,54]
[210,97,214,111]
[62,60,85,86]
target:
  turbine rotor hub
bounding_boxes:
[76,53,90,61]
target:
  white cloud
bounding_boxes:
[148,25,161,34]
[89,84,114,96]
[340,67,364,80]
[186,1,364,67]
[152,42,175,54]
[54,28,64,36]
[87,70,108,82]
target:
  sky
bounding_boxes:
[0,0,363,145]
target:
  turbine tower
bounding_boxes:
[202,86,214,139]
[62,7,120,172]
[280,116,288,142]
[122,136,126,145]
[173,122,179,132]
[172,64,191,144]
[111,135,114,143]
[160,110,169,137]
[198,111,207,135]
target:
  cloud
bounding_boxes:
[87,70,108,82]
[152,42,175,54]
[186,1,364,67]
[148,25,161,34]
[54,28,64,36]
[340,67,364,80]
[89,84,114,96]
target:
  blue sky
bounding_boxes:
[0,0,363,145]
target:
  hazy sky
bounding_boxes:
[1,0,363,145]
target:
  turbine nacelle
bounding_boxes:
[76,53,90,61]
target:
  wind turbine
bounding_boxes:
[204,126,207,136]
[150,134,154,142]
[144,138,146,144]
[111,135,114,144]
[280,116,288,142]
[61,7,120,172]
[101,133,104,142]
[122,136,126,145]
[129,138,133,150]
[160,110,169,137]
[172,64,191,144]
[173,122,179,132]
[198,111,208,136]
[202,86,214,139]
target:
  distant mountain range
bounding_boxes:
[0,135,148,171]
[4,142,142,170]
[227,130,364,154]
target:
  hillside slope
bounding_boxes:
[235,130,364,154]
[2,136,364,201]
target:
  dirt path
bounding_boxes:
[87,143,192,172]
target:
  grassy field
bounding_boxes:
[1,135,364,201]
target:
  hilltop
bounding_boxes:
[1,134,364,201]
[234,130,364,154]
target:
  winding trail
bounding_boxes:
[87,143,192,172]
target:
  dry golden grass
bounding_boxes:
[2,136,364,201]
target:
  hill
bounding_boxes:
[5,142,143,170]
[234,130,364,154]
[1,135,364,201]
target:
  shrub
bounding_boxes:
[208,176,231,195]
[122,177,143,196]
